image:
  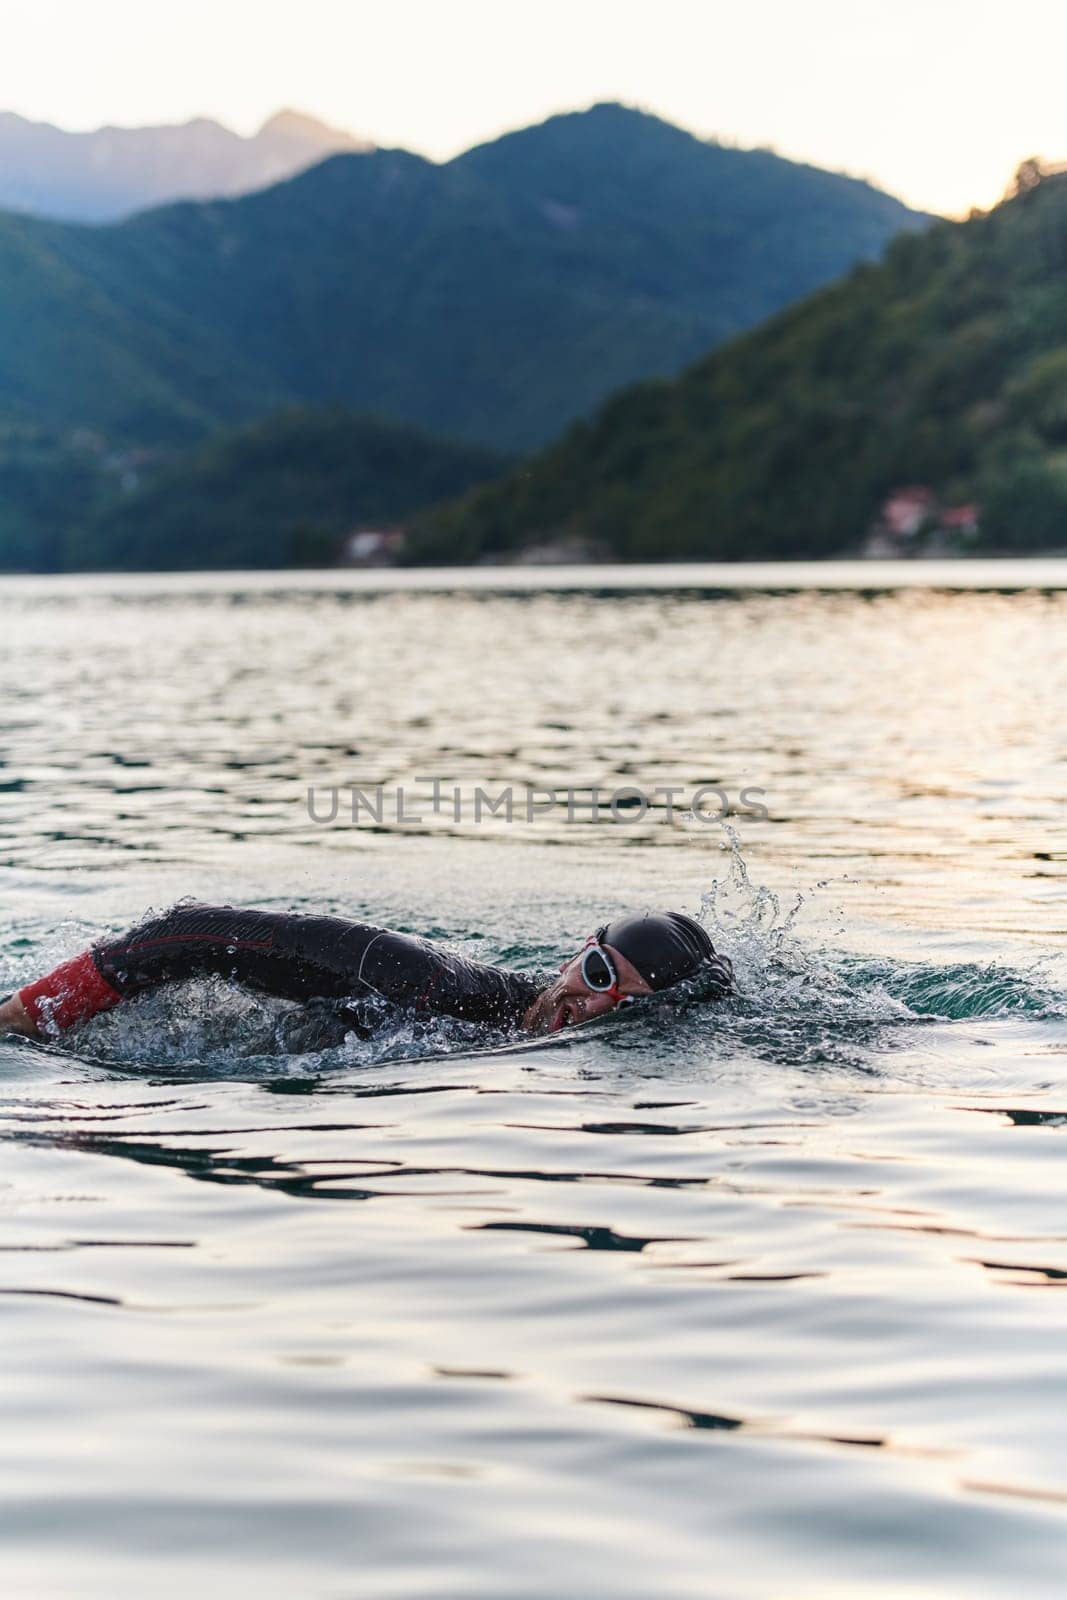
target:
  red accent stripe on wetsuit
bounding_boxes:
[19,951,122,1033]
[104,931,273,957]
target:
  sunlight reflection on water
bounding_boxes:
[0,570,1065,1597]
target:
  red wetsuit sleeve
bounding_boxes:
[19,950,123,1034]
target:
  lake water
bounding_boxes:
[1,564,1065,1597]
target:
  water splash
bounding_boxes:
[696,824,906,1024]
[687,825,1062,1036]
[4,830,1064,1078]
[63,973,518,1076]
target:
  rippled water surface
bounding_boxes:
[1,566,1065,1597]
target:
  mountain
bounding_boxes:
[0,108,369,222]
[405,163,1067,562]
[0,103,926,458]
[0,409,506,572]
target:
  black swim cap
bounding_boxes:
[597,911,718,992]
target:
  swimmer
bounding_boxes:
[0,902,733,1048]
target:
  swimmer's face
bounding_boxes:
[521,942,654,1034]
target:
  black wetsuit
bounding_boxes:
[18,902,549,1046]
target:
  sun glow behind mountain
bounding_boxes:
[1,0,1064,218]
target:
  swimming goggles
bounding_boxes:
[579,934,636,1006]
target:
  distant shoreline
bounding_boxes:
[6,558,1067,593]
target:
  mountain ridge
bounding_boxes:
[0,107,369,222]
[0,102,928,456]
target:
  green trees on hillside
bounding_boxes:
[0,105,924,459]
[407,171,1067,562]
[0,411,504,572]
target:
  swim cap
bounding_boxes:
[597,911,718,992]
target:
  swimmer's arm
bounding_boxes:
[5,948,126,1039]
[5,904,366,1043]
[0,993,40,1039]
[5,904,393,1041]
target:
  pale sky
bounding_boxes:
[2,0,1063,216]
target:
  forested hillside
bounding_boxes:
[0,410,504,571]
[406,165,1067,561]
[0,103,924,456]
